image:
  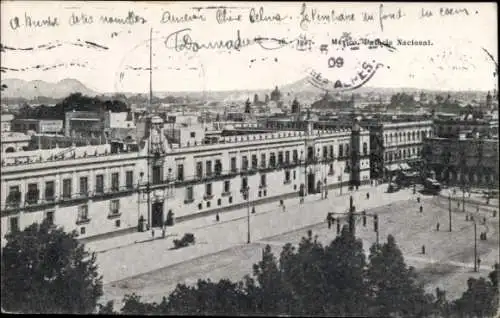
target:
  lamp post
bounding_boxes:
[241,186,251,244]
[340,173,343,196]
[448,194,452,232]
[473,219,478,272]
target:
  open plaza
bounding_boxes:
[90,184,499,309]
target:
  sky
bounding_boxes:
[1,1,498,93]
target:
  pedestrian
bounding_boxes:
[216,213,220,222]
[422,245,426,254]
[477,258,481,268]
[366,192,370,200]
[325,189,328,199]
[252,206,256,214]
[162,226,166,238]
[417,196,420,203]
[436,222,440,231]
[282,204,286,213]
[151,228,155,238]
[327,213,332,229]
[420,205,423,213]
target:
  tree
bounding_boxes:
[1,220,103,313]
[291,98,300,113]
[452,263,499,317]
[366,235,434,317]
[244,98,251,114]
[163,279,248,315]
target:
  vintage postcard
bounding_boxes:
[1,1,498,316]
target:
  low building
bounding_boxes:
[423,135,499,188]
[364,119,434,180]
[65,111,104,138]
[1,132,31,153]
[12,118,63,134]
[1,113,14,132]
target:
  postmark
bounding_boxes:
[114,33,207,95]
[298,33,394,92]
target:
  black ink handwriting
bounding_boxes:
[161,10,206,23]
[249,7,287,23]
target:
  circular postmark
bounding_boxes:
[298,32,394,93]
[114,33,207,97]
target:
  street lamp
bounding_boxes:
[448,194,452,232]
[241,186,251,244]
[472,216,478,272]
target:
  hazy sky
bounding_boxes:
[1,1,498,93]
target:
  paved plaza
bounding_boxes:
[91,184,499,309]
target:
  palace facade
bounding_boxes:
[1,116,370,242]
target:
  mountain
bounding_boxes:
[0,78,97,100]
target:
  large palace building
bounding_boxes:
[1,116,370,242]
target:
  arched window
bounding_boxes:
[403,149,406,158]
[412,131,415,141]
[5,147,15,153]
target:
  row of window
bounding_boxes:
[384,130,431,144]
[6,171,134,205]
[384,148,421,161]
[170,145,361,183]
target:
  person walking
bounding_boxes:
[366,192,370,200]
[436,222,440,231]
[162,226,166,239]
[216,213,220,222]
[327,213,332,229]
[420,205,423,213]
[151,228,155,239]
[422,245,426,254]
[252,206,256,214]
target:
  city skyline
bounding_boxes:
[1,2,498,94]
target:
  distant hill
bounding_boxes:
[0,78,97,99]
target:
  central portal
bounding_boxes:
[151,202,164,227]
[307,172,315,194]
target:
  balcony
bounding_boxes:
[221,191,231,197]
[183,198,195,204]
[203,194,214,200]
[107,211,121,219]
[25,191,40,206]
[76,217,91,225]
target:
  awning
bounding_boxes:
[399,163,411,170]
[385,163,400,172]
